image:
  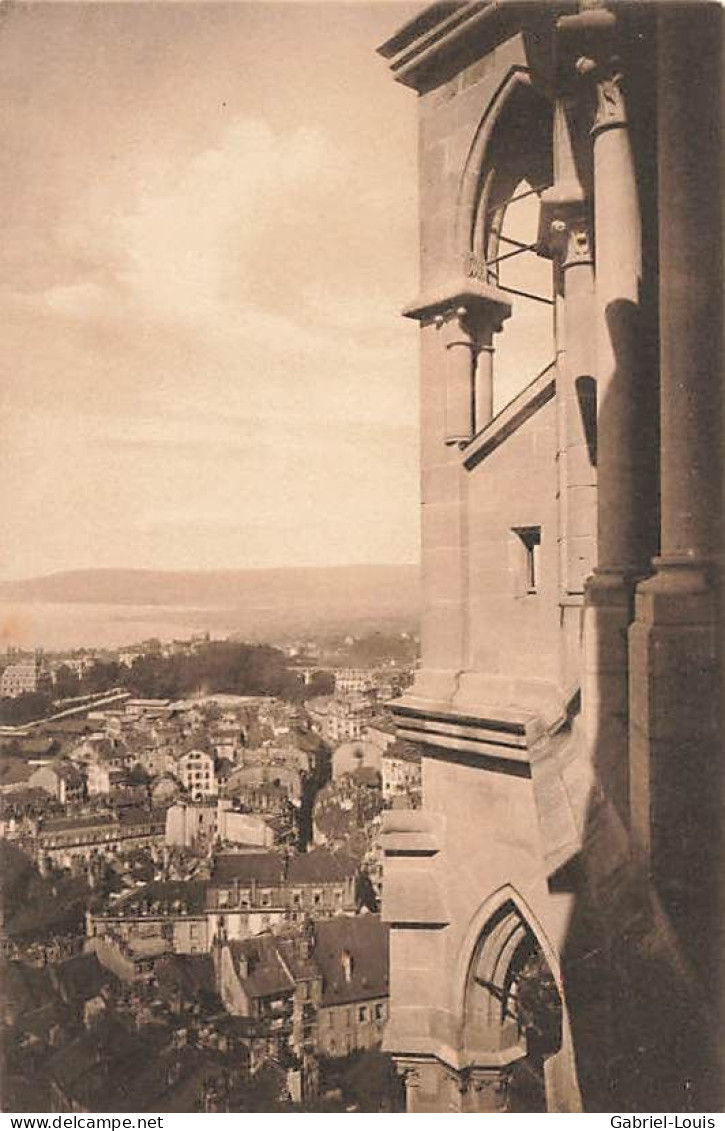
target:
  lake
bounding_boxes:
[0,602,244,652]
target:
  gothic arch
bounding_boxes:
[456,67,552,263]
[454,885,563,1048]
[452,886,582,1111]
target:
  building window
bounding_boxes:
[471,84,554,418]
[513,526,541,595]
[358,1006,367,1023]
[374,1003,385,1021]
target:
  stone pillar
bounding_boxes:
[541,99,597,603]
[558,4,649,822]
[628,3,721,973]
[474,333,494,435]
[403,281,510,697]
[440,307,476,445]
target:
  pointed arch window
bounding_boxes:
[471,84,555,418]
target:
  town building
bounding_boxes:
[378,0,722,1114]
[86,882,210,963]
[165,800,277,852]
[217,913,389,1061]
[226,762,303,807]
[207,849,359,942]
[312,914,389,1058]
[37,808,166,868]
[29,761,85,806]
[176,748,218,800]
[324,699,370,745]
[332,669,375,697]
[86,761,128,797]
[312,773,383,856]
[0,654,50,698]
[380,740,422,806]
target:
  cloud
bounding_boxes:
[0,13,421,582]
[11,113,417,425]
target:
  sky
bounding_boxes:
[0,0,423,581]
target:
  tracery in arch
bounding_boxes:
[471,84,555,417]
[463,898,563,1112]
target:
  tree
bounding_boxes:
[305,671,335,698]
[81,660,121,695]
[53,664,81,700]
[127,763,150,786]
[0,691,53,725]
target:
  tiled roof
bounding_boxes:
[229,934,294,999]
[210,852,284,887]
[42,813,117,833]
[117,806,165,827]
[112,880,208,916]
[287,847,358,884]
[49,953,110,1005]
[314,913,389,1006]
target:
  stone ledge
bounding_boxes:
[384,1029,526,1073]
[402,276,511,327]
[391,684,562,769]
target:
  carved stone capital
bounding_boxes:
[396,1064,422,1089]
[556,5,628,135]
[577,56,627,134]
[562,216,594,269]
[403,278,511,338]
[538,195,593,268]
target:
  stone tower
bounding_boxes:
[378,0,722,1113]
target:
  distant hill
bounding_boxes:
[0,565,421,637]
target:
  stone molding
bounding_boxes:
[377,2,518,92]
[392,697,538,770]
[403,277,511,333]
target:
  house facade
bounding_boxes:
[29,761,85,806]
[207,850,359,943]
[379,0,722,1114]
[177,748,218,800]
[216,914,389,1062]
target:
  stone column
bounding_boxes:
[474,333,495,435]
[557,4,650,822]
[540,99,597,603]
[628,3,721,972]
[402,281,510,700]
[439,306,476,446]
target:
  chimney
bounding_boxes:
[341,949,353,983]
